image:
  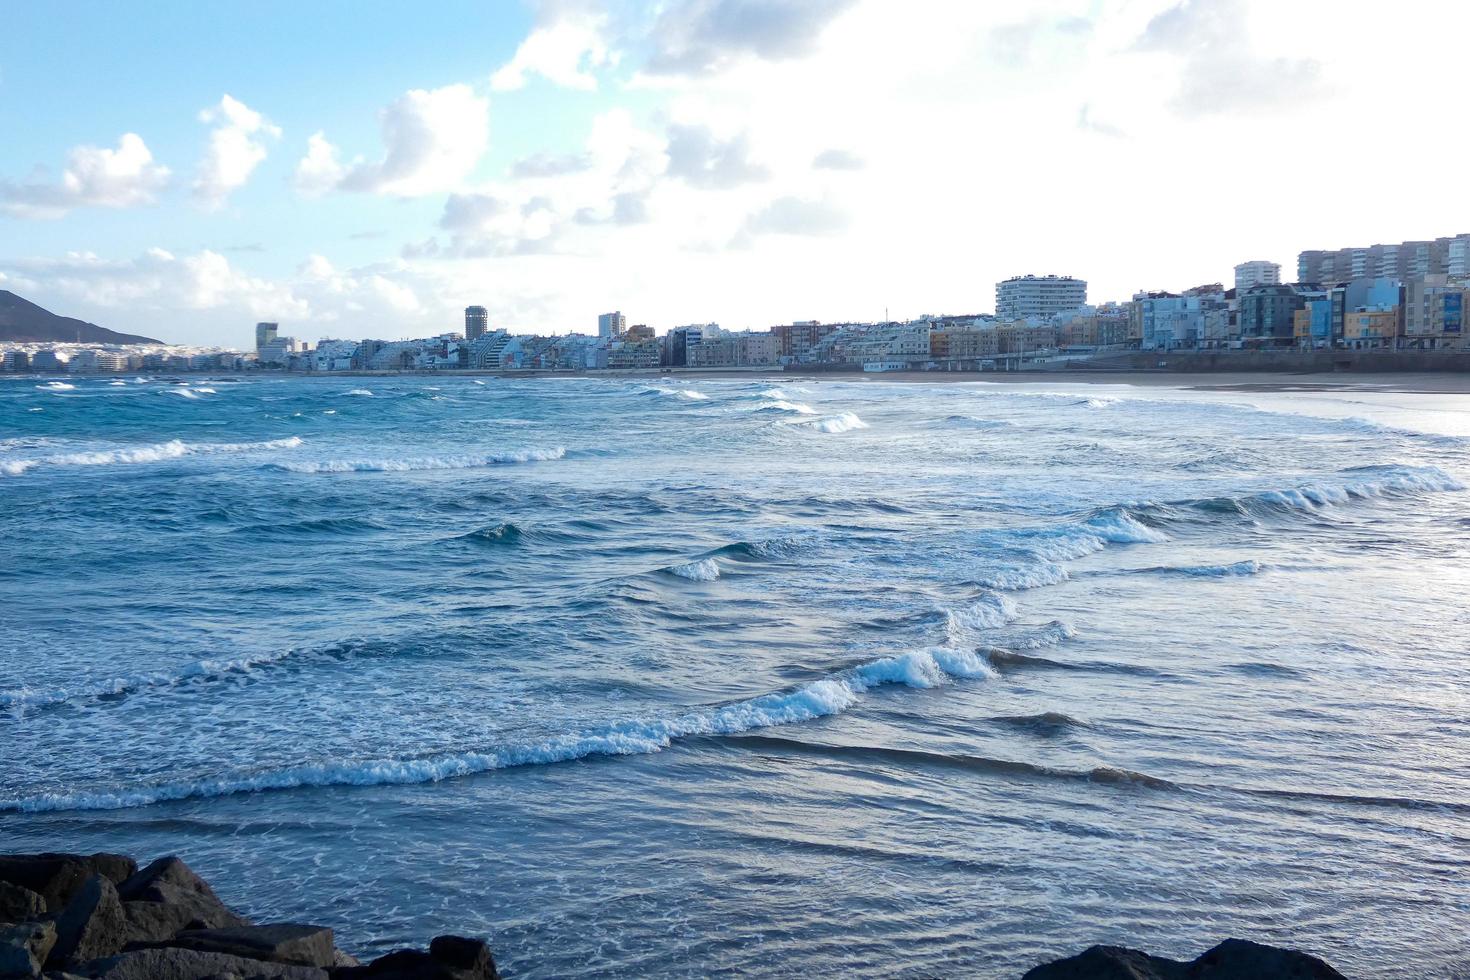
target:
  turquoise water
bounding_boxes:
[2,374,1468,977]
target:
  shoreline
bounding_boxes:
[10,368,1470,395]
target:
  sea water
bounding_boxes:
[2,374,1468,978]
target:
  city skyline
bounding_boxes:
[2,0,1469,347]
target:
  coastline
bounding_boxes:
[12,367,1470,395]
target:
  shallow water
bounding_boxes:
[2,374,1468,977]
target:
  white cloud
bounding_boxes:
[292,133,347,198]
[491,0,611,91]
[193,95,281,208]
[1134,0,1324,115]
[812,148,864,171]
[743,195,848,237]
[644,0,858,75]
[0,133,171,219]
[293,85,490,198]
[664,122,768,189]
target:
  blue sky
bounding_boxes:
[3,0,1467,347]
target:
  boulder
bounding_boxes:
[49,877,128,967]
[0,883,45,925]
[0,920,56,978]
[70,947,327,980]
[165,925,336,969]
[1022,944,1185,980]
[1186,939,1345,979]
[1024,939,1346,980]
[114,858,247,940]
[331,936,499,980]
[0,856,136,914]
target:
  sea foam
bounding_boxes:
[1,437,303,476]
[0,645,995,812]
[273,446,566,473]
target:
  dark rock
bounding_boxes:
[71,947,327,980]
[0,882,45,925]
[1186,939,1345,979]
[115,858,247,941]
[49,877,127,967]
[1024,939,1347,980]
[0,920,56,977]
[1022,944,1184,980]
[332,936,498,980]
[165,925,336,969]
[0,856,136,914]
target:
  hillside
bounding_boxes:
[0,290,163,345]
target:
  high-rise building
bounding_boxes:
[255,322,279,350]
[995,276,1087,320]
[1298,234,1470,284]
[598,311,626,338]
[1233,261,1281,291]
[464,306,488,341]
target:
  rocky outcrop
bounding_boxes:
[0,852,499,980]
[1023,938,1346,979]
[0,855,136,914]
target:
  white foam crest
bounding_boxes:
[276,447,566,473]
[943,592,1019,644]
[791,412,868,433]
[2,437,304,476]
[193,386,216,394]
[761,399,818,414]
[344,388,374,397]
[0,645,993,812]
[975,562,1070,591]
[109,381,127,387]
[37,382,75,391]
[164,388,199,399]
[1082,397,1117,409]
[1174,560,1262,577]
[666,557,721,581]
[1246,466,1463,513]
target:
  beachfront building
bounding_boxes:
[1238,284,1307,347]
[770,321,838,364]
[255,322,278,351]
[1343,309,1399,348]
[1234,261,1281,291]
[995,275,1087,320]
[1292,300,1333,349]
[607,337,662,369]
[1133,287,1229,351]
[687,331,778,368]
[1402,277,1469,350]
[1328,278,1401,347]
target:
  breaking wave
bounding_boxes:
[0,437,303,476]
[1144,560,1263,578]
[665,557,721,581]
[344,388,374,397]
[0,646,996,812]
[973,562,1070,591]
[37,381,75,391]
[271,447,566,473]
[790,412,868,434]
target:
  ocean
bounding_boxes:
[2,373,1467,978]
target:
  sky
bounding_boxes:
[2,0,1468,347]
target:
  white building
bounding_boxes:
[995,275,1087,320]
[1234,260,1282,291]
[597,312,626,338]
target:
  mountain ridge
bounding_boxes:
[0,290,164,345]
